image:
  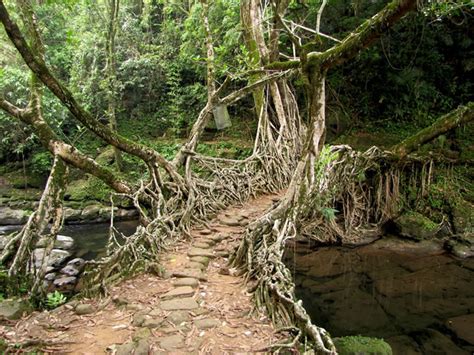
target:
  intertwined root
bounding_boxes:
[81,81,303,294]
[231,145,434,352]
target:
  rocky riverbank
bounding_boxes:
[0,204,138,226]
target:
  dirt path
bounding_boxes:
[1,192,284,353]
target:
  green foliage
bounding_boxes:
[334,336,392,355]
[0,264,31,298]
[30,151,53,176]
[321,207,338,221]
[45,291,67,309]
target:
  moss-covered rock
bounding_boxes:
[451,199,474,234]
[334,336,392,355]
[0,298,32,320]
[394,212,438,240]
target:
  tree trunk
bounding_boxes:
[392,102,474,157]
[105,0,123,171]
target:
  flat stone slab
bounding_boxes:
[172,270,208,282]
[210,234,228,242]
[172,278,199,288]
[194,318,221,330]
[167,310,190,325]
[190,256,210,266]
[160,334,184,350]
[186,261,206,270]
[160,297,199,311]
[187,247,215,258]
[193,242,211,249]
[161,286,195,300]
[142,317,163,328]
[219,217,241,226]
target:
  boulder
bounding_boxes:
[37,235,74,250]
[81,204,102,220]
[115,208,138,220]
[63,207,82,221]
[60,265,81,276]
[394,212,438,240]
[67,258,85,269]
[452,200,474,234]
[44,272,56,281]
[0,299,31,320]
[33,248,70,268]
[53,276,77,291]
[333,336,392,355]
[0,207,29,225]
[75,303,95,315]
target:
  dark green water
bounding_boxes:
[61,220,138,260]
[284,238,474,354]
[0,220,138,260]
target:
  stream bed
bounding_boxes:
[284,237,474,354]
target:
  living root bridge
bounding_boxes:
[230,145,438,352]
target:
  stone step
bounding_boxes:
[161,286,195,300]
[189,256,210,266]
[160,297,199,311]
[186,261,206,270]
[172,270,208,282]
[172,278,199,288]
[193,242,212,249]
[187,248,215,258]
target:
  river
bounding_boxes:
[284,237,474,354]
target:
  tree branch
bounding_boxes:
[391,102,474,157]
[265,0,417,70]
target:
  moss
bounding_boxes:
[334,336,392,355]
[65,176,111,203]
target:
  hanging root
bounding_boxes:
[231,145,436,352]
[0,155,68,296]
[81,80,304,295]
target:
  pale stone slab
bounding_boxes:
[190,256,210,266]
[161,286,195,300]
[172,278,199,288]
[160,297,198,311]
[194,318,221,329]
[187,247,215,258]
[172,270,208,282]
[186,261,206,270]
[193,242,211,249]
[160,334,184,350]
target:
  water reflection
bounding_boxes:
[284,238,474,354]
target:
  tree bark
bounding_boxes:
[105,0,123,171]
[392,102,474,157]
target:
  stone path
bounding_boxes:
[1,192,284,353]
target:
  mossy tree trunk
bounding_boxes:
[392,102,474,157]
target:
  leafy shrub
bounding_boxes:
[45,291,67,309]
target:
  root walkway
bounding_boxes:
[1,192,285,353]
